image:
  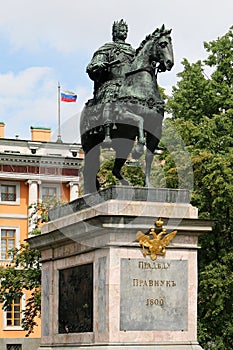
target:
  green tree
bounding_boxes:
[165,26,233,349]
[97,157,145,189]
[0,198,64,336]
[0,244,41,337]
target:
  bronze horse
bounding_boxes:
[80,25,174,194]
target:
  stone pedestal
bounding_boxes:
[28,187,212,350]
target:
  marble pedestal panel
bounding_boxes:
[28,188,212,350]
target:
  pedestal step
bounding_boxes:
[38,342,204,350]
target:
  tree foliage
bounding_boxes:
[165,26,233,349]
[0,244,41,337]
[97,157,145,189]
[0,198,64,336]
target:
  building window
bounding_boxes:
[41,183,60,201]
[1,184,16,201]
[7,345,22,350]
[1,229,16,260]
[0,227,20,261]
[6,296,22,327]
[0,182,20,205]
[4,294,25,330]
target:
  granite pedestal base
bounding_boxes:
[38,344,203,350]
[28,188,211,350]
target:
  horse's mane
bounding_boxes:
[136,34,152,54]
[136,25,172,55]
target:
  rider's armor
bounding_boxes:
[86,41,135,104]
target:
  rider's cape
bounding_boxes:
[91,41,135,59]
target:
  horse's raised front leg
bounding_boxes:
[144,133,160,187]
[112,139,134,185]
[144,122,163,187]
[112,158,130,185]
[145,150,154,187]
[83,145,100,194]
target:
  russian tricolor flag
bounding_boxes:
[61,90,77,102]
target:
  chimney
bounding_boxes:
[31,127,51,142]
[0,122,5,138]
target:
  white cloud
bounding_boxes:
[0,63,92,140]
[0,0,232,55]
[0,0,110,53]
[0,67,57,138]
[0,67,53,96]
[0,0,232,141]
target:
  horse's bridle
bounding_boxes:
[125,35,168,78]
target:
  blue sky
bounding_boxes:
[0,0,232,143]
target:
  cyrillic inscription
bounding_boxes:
[120,258,188,331]
[132,279,176,287]
[138,261,171,270]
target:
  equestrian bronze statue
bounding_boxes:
[80,20,174,194]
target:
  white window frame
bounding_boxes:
[0,181,20,205]
[3,293,26,330]
[0,226,20,261]
[40,182,60,201]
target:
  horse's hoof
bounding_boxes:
[120,178,129,186]
[144,182,154,188]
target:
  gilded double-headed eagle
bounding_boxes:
[136,219,177,260]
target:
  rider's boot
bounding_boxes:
[102,123,112,147]
[131,142,144,159]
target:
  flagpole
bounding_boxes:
[57,81,62,143]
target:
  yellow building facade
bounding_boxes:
[0,124,83,350]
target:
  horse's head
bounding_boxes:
[151,25,174,73]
